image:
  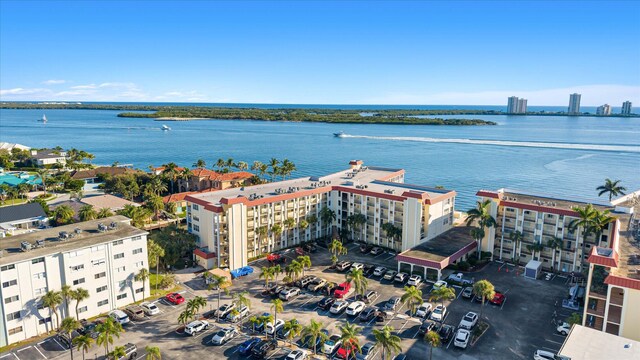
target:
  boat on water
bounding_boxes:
[38,114,48,123]
[333,131,346,137]
[161,125,171,131]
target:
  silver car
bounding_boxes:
[211,327,237,345]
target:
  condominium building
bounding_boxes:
[0,216,149,346]
[507,96,527,114]
[568,93,581,115]
[596,104,612,116]
[581,192,640,341]
[621,101,632,115]
[476,188,621,273]
[186,161,456,270]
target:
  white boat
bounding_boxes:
[333,131,346,138]
[38,114,48,123]
[161,125,171,131]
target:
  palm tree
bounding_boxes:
[428,287,455,323]
[401,286,423,316]
[300,319,328,354]
[78,204,97,221]
[268,158,279,181]
[257,313,274,339]
[193,159,206,169]
[256,225,269,249]
[282,319,302,346]
[178,308,194,325]
[97,207,114,218]
[320,206,336,235]
[284,217,296,246]
[591,209,616,247]
[509,230,524,265]
[526,242,546,261]
[472,280,495,318]
[329,238,347,266]
[187,296,207,320]
[146,195,164,221]
[466,199,497,259]
[339,322,363,358]
[145,176,167,196]
[351,213,367,241]
[36,168,48,194]
[346,268,368,299]
[145,346,162,360]
[270,299,284,339]
[71,288,89,320]
[207,274,230,321]
[297,255,312,276]
[135,268,150,300]
[569,204,597,265]
[225,158,235,170]
[236,161,249,171]
[233,290,252,310]
[72,335,93,360]
[41,290,63,330]
[61,284,73,318]
[372,325,402,360]
[298,218,309,241]
[215,158,226,171]
[597,178,627,202]
[271,264,282,284]
[285,260,303,282]
[60,317,81,360]
[53,204,75,225]
[96,317,123,357]
[546,236,563,272]
[424,330,441,360]
[281,159,297,179]
[109,346,126,360]
[178,168,193,191]
[161,162,179,193]
[271,223,283,250]
[260,266,276,287]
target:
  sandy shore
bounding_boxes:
[154,117,211,121]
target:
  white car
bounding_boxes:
[373,267,387,277]
[429,305,447,322]
[394,272,408,283]
[556,322,571,336]
[185,320,210,336]
[266,319,285,335]
[351,263,364,271]
[323,334,342,354]
[346,301,366,316]
[432,280,448,290]
[140,302,160,316]
[279,287,301,301]
[415,302,432,318]
[407,275,422,286]
[108,310,130,325]
[287,349,308,360]
[225,305,249,322]
[459,312,478,330]
[210,327,237,345]
[330,300,349,314]
[454,328,470,349]
[533,350,556,360]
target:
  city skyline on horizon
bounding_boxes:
[1,1,639,105]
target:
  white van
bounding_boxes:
[109,310,130,325]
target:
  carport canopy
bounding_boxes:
[395,226,477,281]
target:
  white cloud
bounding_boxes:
[42,79,66,85]
[0,87,52,96]
[70,84,97,90]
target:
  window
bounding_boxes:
[4,295,19,304]
[132,236,142,241]
[73,278,85,285]
[117,293,127,300]
[193,216,200,222]
[32,258,45,264]
[1,264,15,271]
[114,253,125,260]
[113,240,124,246]
[97,299,109,307]
[35,287,47,295]
[95,272,106,279]
[92,258,106,266]
[6,311,22,321]
[135,261,144,268]
[8,326,23,335]
[68,250,84,258]
[38,317,52,325]
[78,306,87,313]
[135,288,143,293]
[192,204,199,210]
[91,245,105,252]
[70,264,85,272]
[33,272,46,279]
[133,248,143,255]
[193,225,200,232]
[116,266,126,273]
[2,279,17,288]
[96,285,108,293]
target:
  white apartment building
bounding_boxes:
[621,101,632,115]
[568,93,581,114]
[596,104,612,115]
[0,216,149,347]
[507,96,527,114]
[186,161,456,270]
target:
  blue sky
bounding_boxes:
[1,0,639,105]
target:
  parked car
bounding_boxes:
[384,296,401,311]
[336,261,353,272]
[109,310,130,325]
[336,343,354,359]
[373,266,387,277]
[334,282,352,298]
[432,280,448,291]
[415,302,433,318]
[295,275,317,289]
[226,305,249,322]
[211,327,237,345]
[429,305,447,322]
[438,324,455,343]
[303,243,317,253]
[185,320,210,336]
[266,319,285,335]
[216,303,237,318]
[318,296,337,310]
[286,349,308,360]
[351,262,364,271]
[251,339,278,358]
[356,342,377,360]
[490,291,506,306]
[252,312,271,332]
[267,253,286,265]
[557,322,571,336]
[121,343,138,359]
[360,244,373,253]
[533,350,557,360]
[418,319,437,335]
[238,337,262,355]
[473,294,487,304]
[77,320,98,339]
[459,312,478,330]
[165,292,185,305]
[320,282,338,296]
[270,285,287,297]
[307,278,328,292]
[330,300,349,314]
[454,329,470,349]
[370,247,384,256]
[392,354,407,360]
[394,272,409,283]
[123,305,145,321]
[277,319,299,339]
[461,287,473,299]
[357,290,378,304]
[375,309,388,322]
[298,329,328,353]
[447,272,471,284]
[359,307,378,322]
[363,264,375,277]
[57,332,73,348]
[407,275,422,286]
[280,287,301,301]
[346,301,366,316]
[323,334,342,354]
[140,302,160,316]
[383,270,398,281]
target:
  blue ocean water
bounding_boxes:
[1,108,639,209]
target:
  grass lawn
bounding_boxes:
[0,198,27,207]
[149,273,179,298]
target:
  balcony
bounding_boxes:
[586,298,605,317]
[607,305,621,324]
[609,288,624,306]
[605,323,620,336]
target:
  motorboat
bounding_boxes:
[161,125,171,131]
[333,131,346,137]
[38,114,48,123]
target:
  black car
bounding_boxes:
[78,320,99,339]
[318,296,337,310]
[359,307,377,322]
[270,285,286,297]
[375,310,388,322]
[360,244,373,253]
[298,330,328,353]
[251,339,278,358]
[438,324,455,343]
[321,282,338,296]
[303,243,317,253]
[418,320,437,335]
[363,264,375,276]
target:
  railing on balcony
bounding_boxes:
[607,305,622,324]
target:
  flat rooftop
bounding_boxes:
[558,324,640,360]
[479,188,614,214]
[611,194,640,280]
[397,226,477,269]
[188,163,454,207]
[0,216,147,266]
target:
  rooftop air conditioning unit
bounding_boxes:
[21,241,32,252]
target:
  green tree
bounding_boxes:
[109,346,126,360]
[466,199,497,259]
[78,204,97,221]
[301,319,328,355]
[401,285,423,316]
[260,266,276,287]
[372,325,402,360]
[270,223,283,250]
[329,238,347,266]
[178,308,194,325]
[546,236,563,271]
[135,268,150,300]
[509,230,524,265]
[233,291,251,310]
[568,204,598,265]
[60,317,81,360]
[297,255,312,276]
[61,285,73,319]
[206,274,230,321]
[145,346,162,360]
[472,279,495,318]
[339,321,363,358]
[428,287,455,323]
[72,335,93,360]
[596,178,627,202]
[96,317,123,357]
[97,207,114,218]
[346,268,368,299]
[186,296,207,320]
[146,195,164,221]
[41,290,63,330]
[71,288,90,320]
[285,260,303,282]
[567,312,582,326]
[52,204,75,225]
[282,319,302,346]
[270,299,284,339]
[193,159,206,169]
[36,168,48,194]
[424,330,441,360]
[320,206,336,235]
[161,162,180,193]
[147,239,165,292]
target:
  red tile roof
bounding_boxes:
[163,188,218,203]
[587,247,619,268]
[191,168,217,177]
[605,274,640,291]
[210,171,254,182]
[153,166,187,172]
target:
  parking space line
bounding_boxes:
[500,298,507,310]
[412,329,421,339]
[51,337,66,350]
[136,353,147,360]
[542,346,560,352]
[33,347,46,360]
[0,354,18,360]
[546,339,564,345]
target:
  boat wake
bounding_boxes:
[340,134,640,153]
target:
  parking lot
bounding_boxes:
[1,242,573,360]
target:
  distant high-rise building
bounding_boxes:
[507,96,527,114]
[621,101,632,115]
[596,104,612,115]
[568,93,581,114]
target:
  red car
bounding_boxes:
[336,340,356,359]
[165,292,185,305]
[267,253,286,264]
[334,282,352,298]
[489,291,505,306]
